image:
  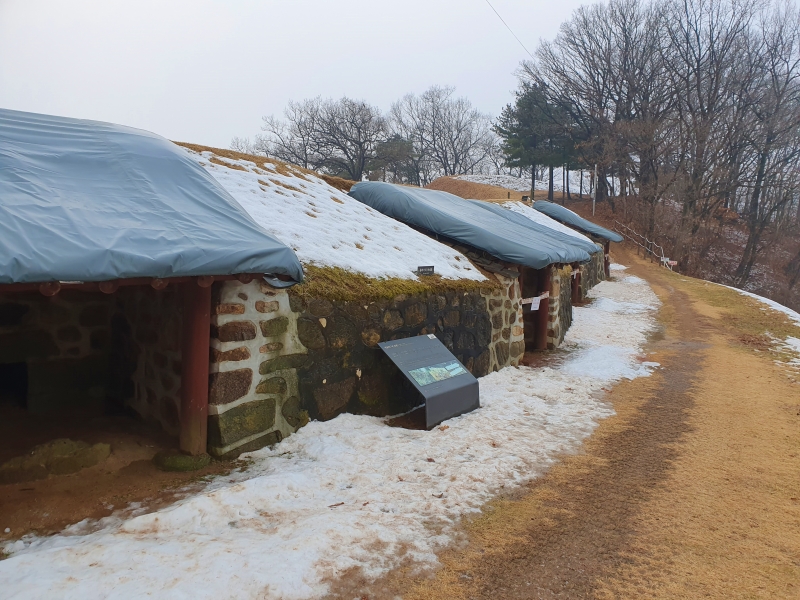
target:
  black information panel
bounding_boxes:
[379,334,480,429]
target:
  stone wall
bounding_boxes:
[579,248,606,300]
[546,266,573,350]
[0,287,184,434]
[206,273,525,458]
[0,292,114,416]
[117,286,183,436]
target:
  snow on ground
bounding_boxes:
[502,201,596,244]
[1,269,660,600]
[781,337,800,370]
[724,285,800,327]
[190,150,485,282]
[723,285,800,369]
[455,169,591,194]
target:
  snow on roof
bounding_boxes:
[188,149,485,282]
[501,201,597,246]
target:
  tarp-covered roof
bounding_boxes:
[0,108,304,285]
[469,200,601,259]
[533,201,624,243]
[348,182,591,269]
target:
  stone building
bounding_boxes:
[347,182,599,354]
[0,109,302,458]
[1,111,607,463]
[179,146,529,457]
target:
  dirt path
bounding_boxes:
[341,247,800,599]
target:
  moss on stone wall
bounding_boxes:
[289,265,499,303]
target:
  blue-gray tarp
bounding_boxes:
[468,200,601,259]
[0,108,304,285]
[348,182,591,268]
[533,201,624,243]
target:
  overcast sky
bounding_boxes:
[0,0,588,148]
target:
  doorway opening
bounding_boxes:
[0,362,28,409]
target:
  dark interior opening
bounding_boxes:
[0,362,28,409]
[105,312,137,415]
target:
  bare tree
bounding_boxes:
[734,1,800,284]
[663,0,759,270]
[257,97,325,170]
[254,97,387,181]
[523,2,620,204]
[390,86,494,182]
[229,136,261,155]
[314,97,387,181]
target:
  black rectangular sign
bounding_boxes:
[416,266,435,276]
[379,334,479,429]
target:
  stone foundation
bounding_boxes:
[579,247,606,300]
[207,274,525,458]
[546,266,574,350]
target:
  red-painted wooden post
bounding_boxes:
[180,280,211,455]
[534,265,552,351]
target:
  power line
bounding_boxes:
[482,0,535,60]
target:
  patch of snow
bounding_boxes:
[621,275,646,285]
[191,151,485,282]
[784,336,800,354]
[561,274,661,382]
[723,285,800,327]
[1,271,660,599]
[610,263,628,271]
[502,202,596,245]
[455,170,591,194]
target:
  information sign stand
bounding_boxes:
[379,334,479,429]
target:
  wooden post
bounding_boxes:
[604,241,611,278]
[180,280,211,455]
[534,265,552,351]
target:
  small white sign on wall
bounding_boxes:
[520,291,549,311]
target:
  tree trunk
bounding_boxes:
[548,165,554,201]
[530,165,536,199]
[580,170,584,197]
[566,165,571,201]
[734,142,771,284]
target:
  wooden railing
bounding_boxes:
[612,221,676,271]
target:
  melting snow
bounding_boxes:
[455,170,591,193]
[190,151,485,282]
[1,267,660,599]
[722,285,800,369]
[724,285,800,327]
